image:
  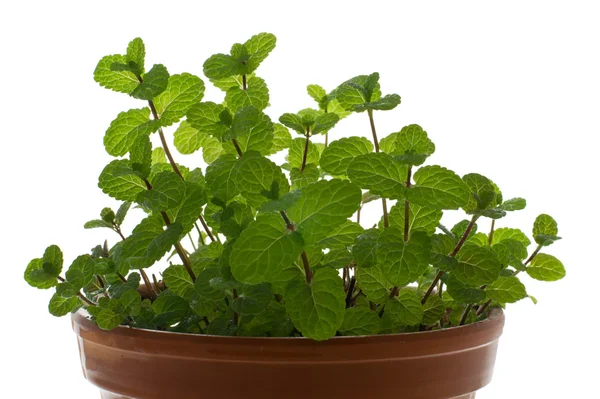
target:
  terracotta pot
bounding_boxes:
[72,308,504,399]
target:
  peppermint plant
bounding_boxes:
[24,33,565,340]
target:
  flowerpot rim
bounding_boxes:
[72,307,504,345]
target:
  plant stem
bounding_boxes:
[139,269,158,300]
[198,214,216,242]
[232,139,243,158]
[356,206,361,224]
[279,210,312,283]
[389,286,400,298]
[404,166,413,242]
[488,219,495,246]
[232,289,239,325]
[113,224,126,241]
[116,273,128,283]
[437,223,456,240]
[57,276,95,306]
[459,304,473,326]
[476,300,491,316]
[187,233,197,251]
[366,109,389,228]
[345,276,356,308]
[301,128,310,172]
[242,74,247,91]
[422,215,479,304]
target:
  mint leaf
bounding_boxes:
[462,173,497,212]
[154,73,205,126]
[94,54,139,94]
[407,166,470,210]
[225,76,269,113]
[125,38,145,75]
[307,84,327,106]
[430,234,459,271]
[287,138,320,169]
[96,308,123,330]
[205,154,239,203]
[533,214,560,246]
[104,108,160,157]
[130,134,152,178]
[445,274,486,304]
[379,132,399,154]
[65,255,95,289]
[339,308,381,336]
[526,253,566,281]
[147,223,183,261]
[203,53,245,80]
[422,295,445,325]
[290,164,320,190]
[25,258,56,289]
[200,135,226,163]
[230,213,304,284]
[186,101,230,140]
[130,64,169,100]
[84,220,113,230]
[356,263,392,302]
[48,293,81,317]
[334,74,382,111]
[454,244,501,286]
[347,153,408,199]
[377,229,431,286]
[167,181,207,236]
[382,290,423,326]
[120,290,142,317]
[163,265,195,300]
[492,239,528,270]
[486,276,527,303]
[244,32,277,73]
[312,113,339,134]
[387,201,442,237]
[233,151,289,207]
[259,190,302,213]
[115,202,132,226]
[452,219,478,241]
[352,229,379,268]
[152,294,189,327]
[137,171,185,211]
[354,94,401,112]
[491,227,531,247]
[266,123,292,155]
[285,268,345,341]
[392,124,435,165]
[287,179,361,244]
[317,220,364,249]
[173,120,206,154]
[231,283,273,315]
[279,113,305,135]
[320,137,373,176]
[501,197,526,211]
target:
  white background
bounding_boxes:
[1,1,598,397]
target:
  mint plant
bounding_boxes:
[24,33,566,340]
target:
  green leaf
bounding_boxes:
[259,190,302,212]
[146,223,183,261]
[96,307,124,330]
[533,214,560,246]
[194,267,227,301]
[65,255,95,289]
[312,113,339,134]
[377,229,432,286]
[319,248,352,269]
[491,227,531,247]
[233,151,289,206]
[287,138,320,169]
[486,276,527,303]
[290,165,320,190]
[445,274,486,304]
[526,253,566,281]
[231,283,273,315]
[101,207,116,223]
[152,294,189,326]
[387,201,442,237]
[225,76,269,113]
[266,123,292,154]
[287,179,362,244]
[279,113,305,135]
[356,263,392,302]
[163,265,195,300]
[354,94,401,112]
[244,32,277,73]
[173,120,205,154]
[223,110,274,155]
[382,290,423,327]
[84,220,113,229]
[230,213,304,284]
[125,38,145,74]
[462,173,497,212]
[492,239,528,270]
[320,137,373,176]
[203,53,245,80]
[430,234,459,271]
[94,54,139,94]
[153,73,205,126]
[392,124,435,165]
[334,74,382,111]
[347,153,407,199]
[379,132,399,154]
[468,232,489,246]
[130,134,152,178]
[130,64,169,100]
[205,154,239,203]
[137,171,185,211]
[104,108,160,157]
[285,268,345,341]
[25,258,56,289]
[317,220,364,249]
[115,201,132,226]
[120,290,142,317]
[339,308,381,336]
[307,84,327,105]
[186,101,230,140]
[451,219,478,241]
[500,197,526,211]
[352,228,379,268]
[407,166,470,209]
[454,244,501,286]
[422,295,445,325]
[48,294,81,317]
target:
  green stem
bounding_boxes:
[301,128,310,172]
[404,166,413,242]
[488,219,495,246]
[57,276,95,306]
[345,276,356,308]
[459,304,473,326]
[437,223,456,240]
[366,110,388,228]
[422,215,479,304]
[279,210,312,283]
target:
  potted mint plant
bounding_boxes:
[25,33,565,399]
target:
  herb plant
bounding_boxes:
[24,33,566,340]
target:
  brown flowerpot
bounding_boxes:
[72,308,504,399]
